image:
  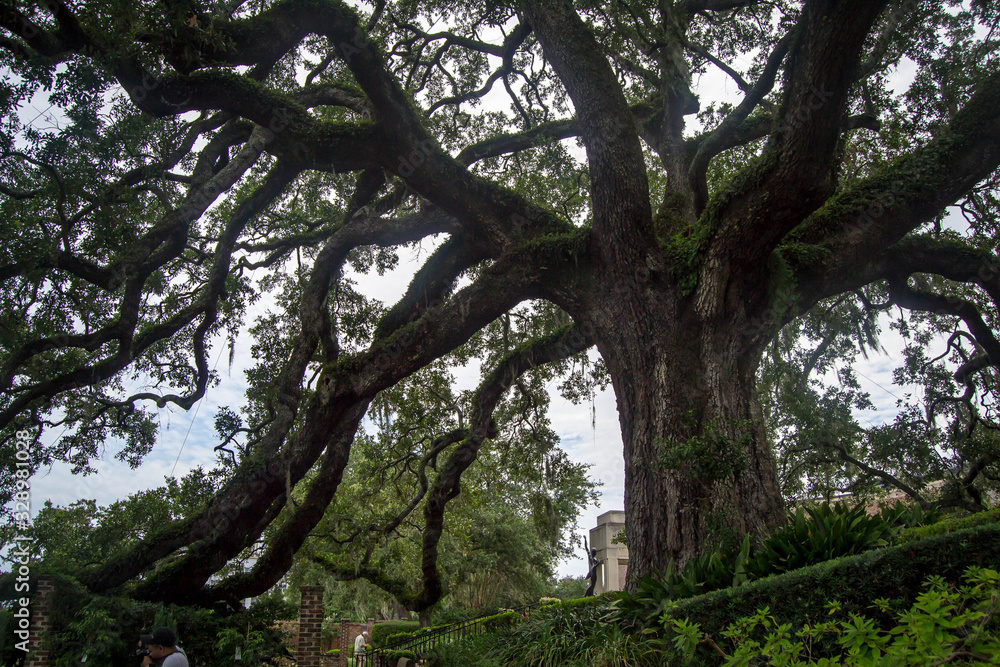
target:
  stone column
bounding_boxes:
[297,586,325,667]
[24,576,54,667]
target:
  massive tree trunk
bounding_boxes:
[589,277,785,580]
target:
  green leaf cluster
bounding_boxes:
[671,566,1000,665]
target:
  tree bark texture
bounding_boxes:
[585,266,785,579]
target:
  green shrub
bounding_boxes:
[657,523,1000,664]
[877,499,943,529]
[612,502,894,630]
[431,603,511,626]
[371,620,420,647]
[214,627,271,666]
[422,634,499,667]
[670,566,1000,664]
[384,623,454,646]
[410,596,623,666]
[896,507,1000,544]
[477,609,519,634]
[482,601,663,667]
[612,574,697,632]
[425,523,1000,665]
[750,502,893,578]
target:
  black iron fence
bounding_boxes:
[355,603,540,667]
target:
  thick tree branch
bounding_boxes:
[702,0,889,275]
[455,119,579,166]
[79,200,464,596]
[373,237,489,340]
[787,71,1000,315]
[187,402,369,605]
[523,0,653,269]
[678,0,764,13]
[887,278,1000,378]
[84,225,563,600]
[414,322,595,610]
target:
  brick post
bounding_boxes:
[338,619,351,667]
[297,586,325,667]
[24,576,54,667]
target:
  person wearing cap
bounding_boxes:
[353,630,369,666]
[141,627,189,666]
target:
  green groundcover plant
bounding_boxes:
[669,566,1000,665]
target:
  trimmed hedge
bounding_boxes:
[661,523,1000,663]
[372,621,420,647]
[895,506,1000,544]
[555,592,617,610]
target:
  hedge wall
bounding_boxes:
[895,507,1000,544]
[661,523,1000,663]
[371,621,420,647]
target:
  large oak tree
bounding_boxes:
[2,0,1000,607]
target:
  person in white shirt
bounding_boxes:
[353,630,370,666]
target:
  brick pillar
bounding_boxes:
[338,619,351,667]
[297,586,324,667]
[24,576,55,667]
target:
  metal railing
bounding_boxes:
[355,603,540,667]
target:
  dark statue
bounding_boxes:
[585,548,599,596]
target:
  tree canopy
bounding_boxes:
[2,0,1000,606]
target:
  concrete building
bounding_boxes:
[589,510,629,593]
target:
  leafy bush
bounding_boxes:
[371,620,419,646]
[385,649,420,662]
[750,502,893,578]
[612,502,894,629]
[670,566,1000,664]
[877,499,943,529]
[656,523,1000,663]
[483,600,662,667]
[384,622,455,647]
[422,634,499,667]
[424,525,1000,665]
[214,627,271,666]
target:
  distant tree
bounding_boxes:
[0,467,222,572]
[2,0,1000,602]
[550,575,588,601]
[762,295,1000,513]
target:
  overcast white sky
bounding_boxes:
[14,21,931,583]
